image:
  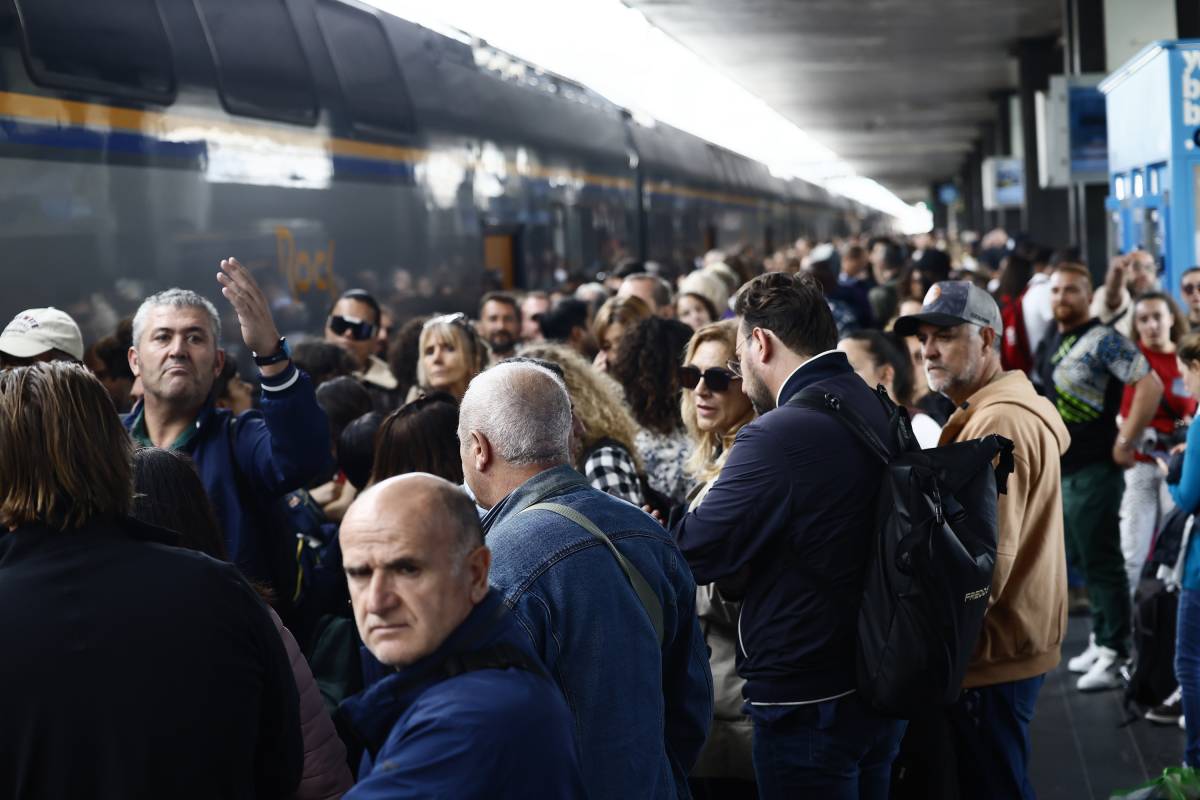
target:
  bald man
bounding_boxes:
[337,474,584,800]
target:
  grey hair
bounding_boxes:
[978,323,1002,354]
[132,289,221,347]
[458,362,572,466]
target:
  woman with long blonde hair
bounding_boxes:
[520,342,646,507]
[412,312,489,402]
[680,320,755,495]
[678,320,757,797]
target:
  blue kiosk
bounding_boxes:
[1102,39,1200,299]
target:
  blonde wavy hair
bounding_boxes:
[680,320,755,484]
[591,294,652,344]
[518,342,643,471]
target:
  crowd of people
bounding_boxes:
[2,227,1200,799]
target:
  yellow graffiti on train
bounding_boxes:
[275,227,337,302]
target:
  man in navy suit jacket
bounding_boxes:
[673,271,907,800]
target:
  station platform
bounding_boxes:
[1032,615,1183,799]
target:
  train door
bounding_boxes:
[483,226,522,289]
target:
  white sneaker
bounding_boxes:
[1076,647,1122,691]
[1068,634,1101,674]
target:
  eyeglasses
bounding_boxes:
[328,315,376,341]
[726,329,753,379]
[679,365,741,393]
[1184,283,1200,296]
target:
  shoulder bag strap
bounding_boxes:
[786,387,892,464]
[522,502,665,647]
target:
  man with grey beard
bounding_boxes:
[895,281,1069,799]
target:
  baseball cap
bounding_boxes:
[893,281,1002,337]
[0,307,85,361]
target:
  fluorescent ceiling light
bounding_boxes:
[367,0,932,233]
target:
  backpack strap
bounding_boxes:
[522,502,666,647]
[786,387,892,464]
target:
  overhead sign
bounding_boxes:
[982,156,1024,209]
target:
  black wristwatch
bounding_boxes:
[253,336,291,367]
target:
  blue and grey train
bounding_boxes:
[0,0,891,341]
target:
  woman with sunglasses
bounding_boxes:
[678,320,757,799]
[414,313,489,403]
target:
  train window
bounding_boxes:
[193,0,317,125]
[315,0,416,136]
[14,0,175,103]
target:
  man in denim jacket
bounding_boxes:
[460,362,713,799]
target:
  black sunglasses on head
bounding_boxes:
[678,365,741,393]
[328,315,376,341]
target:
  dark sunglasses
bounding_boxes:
[1184,283,1200,295]
[328,314,376,341]
[678,365,741,393]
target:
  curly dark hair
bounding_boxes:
[388,315,430,399]
[733,271,837,357]
[609,316,694,435]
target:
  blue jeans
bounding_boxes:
[946,674,1045,800]
[1177,588,1200,767]
[750,693,907,800]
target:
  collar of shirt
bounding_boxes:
[128,400,204,452]
[775,349,843,408]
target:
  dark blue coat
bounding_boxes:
[123,363,333,583]
[673,351,891,708]
[340,590,585,799]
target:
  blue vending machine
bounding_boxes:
[1101,40,1200,296]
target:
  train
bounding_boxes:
[0,0,895,342]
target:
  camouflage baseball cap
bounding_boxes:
[893,281,1002,337]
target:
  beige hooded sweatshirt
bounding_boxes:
[940,370,1071,688]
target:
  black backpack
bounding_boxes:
[1126,580,1180,713]
[788,385,1014,718]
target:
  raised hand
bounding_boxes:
[217,257,283,369]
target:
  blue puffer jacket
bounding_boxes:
[481,466,714,800]
[340,590,585,799]
[123,363,333,583]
